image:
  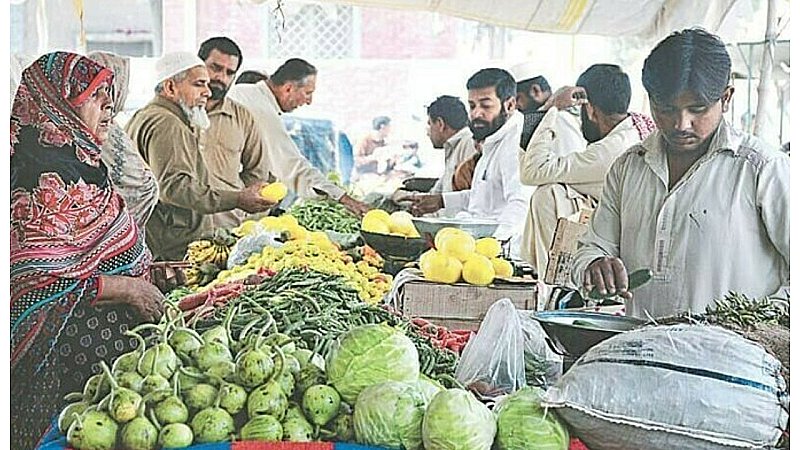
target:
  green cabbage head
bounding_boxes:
[495,387,569,450]
[417,374,445,405]
[353,381,427,450]
[422,389,496,450]
[326,324,419,404]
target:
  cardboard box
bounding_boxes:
[399,278,538,331]
[544,209,593,285]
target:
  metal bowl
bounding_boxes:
[411,217,500,240]
[533,311,646,359]
[360,230,430,262]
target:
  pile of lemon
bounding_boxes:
[420,228,514,286]
[361,209,421,238]
[212,214,392,304]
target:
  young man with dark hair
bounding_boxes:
[425,95,476,193]
[404,68,533,256]
[228,58,369,215]
[574,29,789,318]
[518,64,656,286]
[195,36,274,230]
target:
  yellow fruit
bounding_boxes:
[462,254,495,286]
[491,257,514,278]
[279,215,299,229]
[287,224,307,240]
[423,251,463,284]
[406,228,421,238]
[475,237,502,258]
[438,233,476,263]
[234,219,261,237]
[419,249,438,273]
[364,209,392,225]
[259,216,281,230]
[434,227,466,249]
[260,182,288,203]
[308,231,330,244]
[362,216,391,234]
[388,211,418,236]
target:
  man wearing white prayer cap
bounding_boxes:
[125,51,275,260]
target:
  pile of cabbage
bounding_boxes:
[328,324,569,450]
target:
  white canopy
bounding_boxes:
[273,0,741,41]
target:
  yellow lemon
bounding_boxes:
[475,237,502,258]
[362,216,391,234]
[419,249,438,273]
[462,254,495,286]
[438,232,476,263]
[388,211,418,236]
[364,209,392,225]
[491,257,514,278]
[423,251,463,284]
[434,227,466,249]
[259,182,288,203]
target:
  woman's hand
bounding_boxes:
[97,275,166,322]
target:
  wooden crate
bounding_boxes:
[399,278,538,331]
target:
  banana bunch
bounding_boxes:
[184,228,239,269]
[183,262,222,287]
[184,239,229,267]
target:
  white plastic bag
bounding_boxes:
[455,299,562,397]
[226,225,283,269]
[519,311,563,386]
[543,324,789,450]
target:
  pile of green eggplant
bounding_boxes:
[57,306,353,450]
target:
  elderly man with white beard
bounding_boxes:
[126,52,275,261]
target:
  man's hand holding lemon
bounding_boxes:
[237,181,287,214]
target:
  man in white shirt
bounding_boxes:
[519,64,656,281]
[404,68,533,256]
[573,29,790,318]
[425,95,476,194]
[228,58,369,215]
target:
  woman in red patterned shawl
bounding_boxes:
[11,51,166,449]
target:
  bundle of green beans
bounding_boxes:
[707,292,790,330]
[288,199,360,234]
[194,269,460,387]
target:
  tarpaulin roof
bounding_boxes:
[270,0,741,41]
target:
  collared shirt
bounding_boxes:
[227,82,346,200]
[571,119,790,318]
[442,112,534,245]
[520,107,654,199]
[125,96,240,261]
[430,126,476,194]
[202,97,271,229]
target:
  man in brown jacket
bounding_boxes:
[126,52,274,261]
